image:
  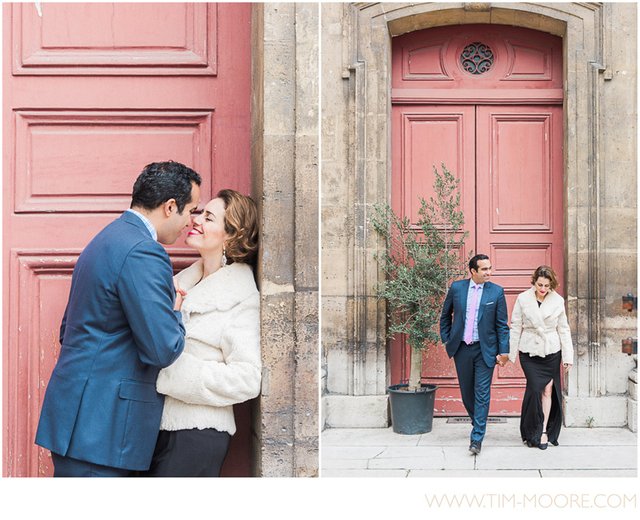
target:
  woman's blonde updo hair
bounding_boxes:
[531,265,558,291]
[217,189,259,265]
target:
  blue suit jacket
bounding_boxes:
[439,279,510,367]
[35,212,185,471]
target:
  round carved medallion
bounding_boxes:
[460,42,494,74]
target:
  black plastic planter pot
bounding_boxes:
[387,383,437,435]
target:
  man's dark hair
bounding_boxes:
[469,254,490,272]
[131,161,201,213]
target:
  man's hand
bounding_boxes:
[496,354,509,367]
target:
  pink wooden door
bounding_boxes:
[3,3,252,477]
[390,25,564,415]
[390,105,477,397]
[476,105,565,412]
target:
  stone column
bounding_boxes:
[321,3,389,429]
[564,1,637,426]
[252,2,319,477]
[597,2,637,427]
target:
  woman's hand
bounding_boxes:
[496,354,509,367]
[563,363,573,371]
[174,281,187,311]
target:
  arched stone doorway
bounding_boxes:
[322,3,635,430]
[390,23,565,416]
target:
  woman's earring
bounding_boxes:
[221,246,227,268]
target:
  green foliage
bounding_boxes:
[372,164,469,353]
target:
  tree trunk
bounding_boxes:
[409,349,422,390]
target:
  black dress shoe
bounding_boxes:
[538,432,548,450]
[469,441,482,455]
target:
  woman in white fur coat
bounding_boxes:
[508,265,573,450]
[143,189,261,477]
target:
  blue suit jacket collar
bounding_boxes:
[458,279,471,314]
[119,210,154,239]
[478,281,497,322]
[460,279,495,322]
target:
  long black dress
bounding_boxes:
[518,350,563,446]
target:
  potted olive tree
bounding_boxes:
[372,164,468,434]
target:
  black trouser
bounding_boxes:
[141,428,231,477]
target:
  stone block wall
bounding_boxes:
[253,2,319,476]
[564,1,637,426]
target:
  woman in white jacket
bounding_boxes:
[144,189,261,477]
[508,265,573,450]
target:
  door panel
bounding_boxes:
[475,106,564,288]
[3,3,252,477]
[390,105,476,403]
[15,110,214,213]
[14,3,217,75]
[391,24,563,103]
[392,105,476,228]
[476,105,564,413]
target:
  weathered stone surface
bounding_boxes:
[323,395,389,428]
[564,396,629,428]
[254,2,318,477]
[321,249,350,296]
[260,293,296,403]
[629,368,638,401]
[320,296,349,336]
[260,441,295,478]
[326,348,351,396]
[601,209,637,249]
[629,367,638,433]
[294,440,320,477]
[602,346,637,394]
[294,140,319,290]
[628,400,638,433]
[294,290,319,440]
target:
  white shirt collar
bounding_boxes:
[126,209,158,241]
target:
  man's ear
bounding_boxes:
[163,198,177,217]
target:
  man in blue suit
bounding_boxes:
[35,161,201,476]
[440,254,510,455]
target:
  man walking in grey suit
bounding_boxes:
[439,254,510,454]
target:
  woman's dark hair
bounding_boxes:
[531,265,559,291]
[469,254,490,272]
[217,189,259,265]
[131,161,201,213]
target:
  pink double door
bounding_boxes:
[3,3,252,476]
[390,25,565,415]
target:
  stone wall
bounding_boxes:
[321,3,389,428]
[564,1,637,428]
[253,2,319,476]
[321,2,637,430]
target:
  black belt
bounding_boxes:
[463,341,480,346]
